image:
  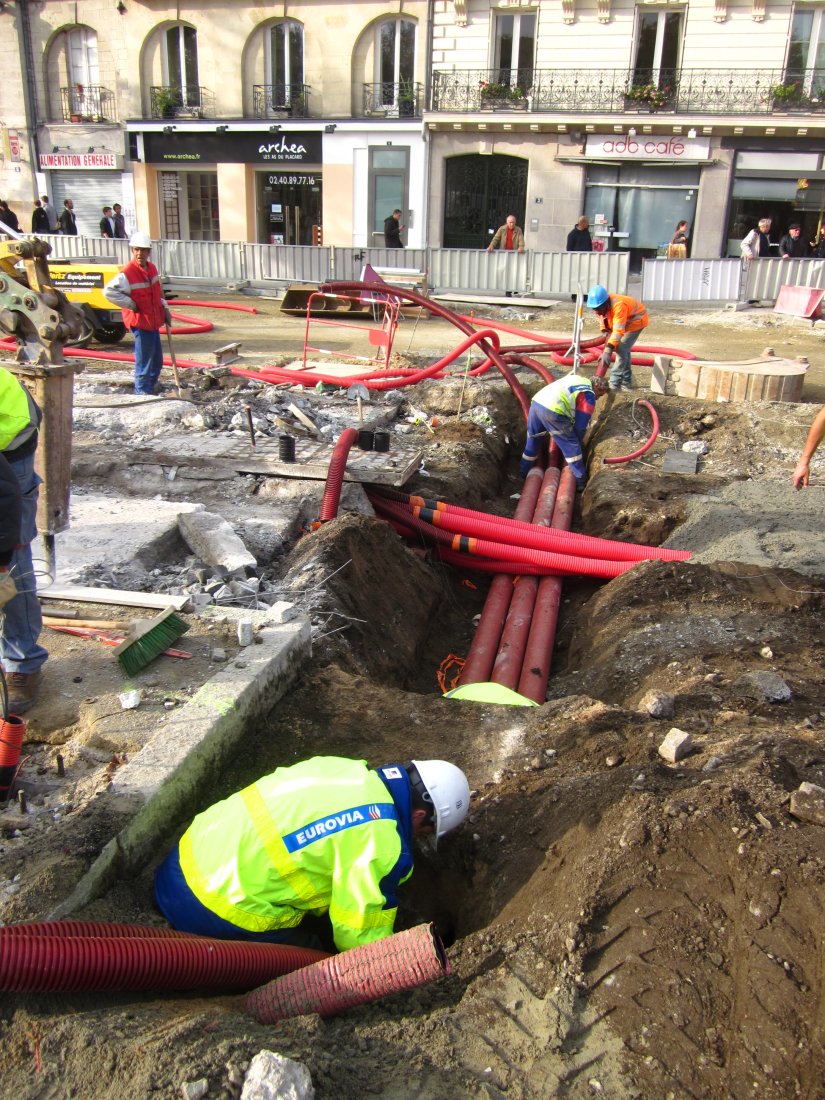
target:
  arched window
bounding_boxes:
[165,25,200,108]
[64,27,100,118]
[376,18,415,109]
[267,20,304,108]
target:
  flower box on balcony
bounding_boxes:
[479,81,527,111]
[624,84,672,112]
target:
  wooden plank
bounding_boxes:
[39,586,189,611]
[286,402,321,436]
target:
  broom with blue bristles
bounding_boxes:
[113,607,190,676]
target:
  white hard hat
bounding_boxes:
[410,759,471,843]
[129,231,152,248]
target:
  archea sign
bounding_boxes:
[142,131,322,165]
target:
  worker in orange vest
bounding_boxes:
[586,285,649,390]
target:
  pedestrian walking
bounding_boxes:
[59,199,78,235]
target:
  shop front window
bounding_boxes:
[159,171,219,241]
[726,151,822,256]
[259,172,322,245]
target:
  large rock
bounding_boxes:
[240,1051,314,1099]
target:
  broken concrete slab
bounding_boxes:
[35,495,204,586]
[789,782,825,826]
[178,510,258,575]
[658,727,693,763]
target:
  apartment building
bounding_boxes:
[1,0,824,265]
[430,0,825,264]
[0,1,429,247]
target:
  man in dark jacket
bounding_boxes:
[384,209,405,247]
[59,199,78,235]
[566,216,593,252]
[779,224,808,258]
[0,201,19,233]
[31,201,50,234]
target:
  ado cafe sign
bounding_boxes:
[586,135,711,160]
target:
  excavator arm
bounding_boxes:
[0,237,84,364]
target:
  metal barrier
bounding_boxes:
[332,247,428,283]
[245,243,331,287]
[157,239,245,282]
[642,257,742,302]
[427,248,529,295]
[529,251,629,297]
[37,234,130,262]
[743,257,825,302]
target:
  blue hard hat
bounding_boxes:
[586,284,609,308]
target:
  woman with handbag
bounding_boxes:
[667,221,689,259]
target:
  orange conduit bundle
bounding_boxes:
[243,922,449,1023]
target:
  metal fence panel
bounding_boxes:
[743,257,825,302]
[36,234,130,263]
[642,258,742,302]
[426,248,529,294]
[244,244,331,285]
[332,247,428,283]
[529,251,629,297]
[158,239,244,281]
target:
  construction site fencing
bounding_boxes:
[641,258,742,302]
[332,248,428,283]
[29,233,825,306]
[528,251,629,298]
[244,243,332,287]
[742,257,825,302]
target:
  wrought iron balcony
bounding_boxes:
[362,81,423,118]
[150,86,216,120]
[431,68,825,115]
[252,84,310,118]
[61,85,116,123]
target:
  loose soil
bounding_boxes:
[0,295,824,1099]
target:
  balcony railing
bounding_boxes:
[362,81,423,118]
[431,68,825,115]
[150,86,216,120]
[61,85,116,123]
[252,84,310,118]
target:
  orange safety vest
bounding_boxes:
[601,294,649,348]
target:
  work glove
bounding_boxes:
[598,349,613,371]
[0,570,17,610]
[164,306,173,327]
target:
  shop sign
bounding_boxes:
[39,151,122,169]
[143,131,322,165]
[7,130,20,161]
[585,135,710,160]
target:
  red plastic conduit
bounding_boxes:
[324,282,531,421]
[0,338,214,371]
[603,398,661,465]
[244,922,448,1023]
[490,466,561,689]
[171,300,258,313]
[0,928,327,993]
[413,503,690,564]
[455,467,545,686]
[454,534,633,580]
[517,466,578,703]
[318,427,359,522]
[0,921,190,939]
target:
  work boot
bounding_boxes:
[5,669,43,715]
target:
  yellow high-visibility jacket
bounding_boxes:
[178,756,415,951]
[0,368,39,454]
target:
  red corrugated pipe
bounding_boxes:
[318,427,359,522]
[455,534,632,579]
[412,502,690,563]
[455,467,545,686]
[171,300,258,313]
[0,926,327,993]
[603,398,661,465]
[517,466,578,703]
[490,467,561,690]
[244,922,448,1023]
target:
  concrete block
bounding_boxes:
[178,510,258,575]
[658,727,693,763]
[789,782,825,826]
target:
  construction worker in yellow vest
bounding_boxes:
[586,284,649,391]
[154,755,471,951]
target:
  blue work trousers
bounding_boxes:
[1,450,46,674]
[132,327,163,394]
[608,328,643,387]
